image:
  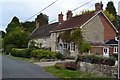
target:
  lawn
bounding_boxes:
[44,66,109,80]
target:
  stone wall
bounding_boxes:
[77,61,117,78]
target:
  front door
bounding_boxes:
[59,44,63,54]
[103,47,109,57]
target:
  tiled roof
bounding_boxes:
[53,11,96,31]
[29,22,59,39]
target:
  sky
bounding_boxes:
[0,0,119,31]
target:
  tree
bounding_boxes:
[11,16,20,26]
[104,10,115,22]
[4,27,29,48]
[6,22,18,33]
[106,1,117,17]
[21,21,36,33]
[35,13,49,26]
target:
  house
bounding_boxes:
[50,2,118,57]
[29,2,118,57]
[29,22,60,51]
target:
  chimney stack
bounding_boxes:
[95,1,103,11]
[36,21,39,28]
[58,12,64,22]
[66,10,73,19]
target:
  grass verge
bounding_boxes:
[44,66,109,80]
[4,54,40,63]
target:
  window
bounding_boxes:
[104,48,107,54]
[63,43,67,49]
[114,47,118,53]
[70,42,75,52]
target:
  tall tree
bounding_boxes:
[21,21,36,33]
[11,16,20,26]
[106,1,117,17]
[35,13,49,26]
[6,22,18,33]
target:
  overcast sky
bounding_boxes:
[0,0,119,31]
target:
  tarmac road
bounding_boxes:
[2,55,59,80]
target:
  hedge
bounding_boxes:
[11,48,29,58]
[30,49,58,59]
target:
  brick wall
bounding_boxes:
[98,13,116,41]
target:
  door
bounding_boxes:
[59,44,63,54]
[103,47,109,57]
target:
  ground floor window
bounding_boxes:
[114,47,118,53]
[70,42,75,52]
[63,43,67,49]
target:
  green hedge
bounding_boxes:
[30,49,58,59]
[11,48,29,58]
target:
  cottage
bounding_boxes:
[51,2,118,57]
[29,2,118,57]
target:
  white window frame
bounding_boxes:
[70,42,75,52]
[63,43,67,49]
[114,47,118,53]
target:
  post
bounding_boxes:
[118,32,120,79]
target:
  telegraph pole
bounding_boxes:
[118,35,120,79]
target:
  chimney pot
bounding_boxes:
[66,10,73,19]
[58,12,64,22]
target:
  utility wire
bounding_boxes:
[49,1,92,23]
[25,0,58,21]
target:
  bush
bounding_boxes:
[5,44,16,54]
[65,56,75,60]
[56,53,65,60]
[11,48,29,58]
[54,64,65,70]
[30,49,58,59]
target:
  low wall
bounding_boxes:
[77,61,117,78]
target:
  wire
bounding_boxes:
[25,0,58,21]
[49,1,93,23]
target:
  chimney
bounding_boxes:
[58,12,64,22]
[36,21,39,28]
[95,1,103,11]
[66,10,73,19]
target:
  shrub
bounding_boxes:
[54,64,65,70]
[56,53,65,60]
[11,48,29,58]
[82,42,91,53]
[5,44,16,54]
[30,49,58,59]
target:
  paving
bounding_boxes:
[34,60,75,67]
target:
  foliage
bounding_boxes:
[35,13,49,26]
[106,1,117,17]
[71,29,83,54]
[0,38,2,49]
[0,30,5,38]
[114,15,120,31]
[6,22,18,33]
[4,27,29,48]
[104,10,115,22]
[21,21,36,33]
[30,49,58,59]
[60,30,71,43]
[80,10,95,15]
[56,53,65,60]
[54,64,65,70]
[11,48,29,58]
[4,44,16,53]
[82,42,91,53]
[11,16,20,26]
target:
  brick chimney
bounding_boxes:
[36,21,39,28]
[95,1,103,11]
[66,10,73,19]
[58,12,64,22]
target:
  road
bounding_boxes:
[2,55,60,80]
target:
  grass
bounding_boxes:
[4,54,40,63]
[44,66,110,80]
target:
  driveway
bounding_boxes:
[2,55,60,80]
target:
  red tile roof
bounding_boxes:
[53,11,96,31]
